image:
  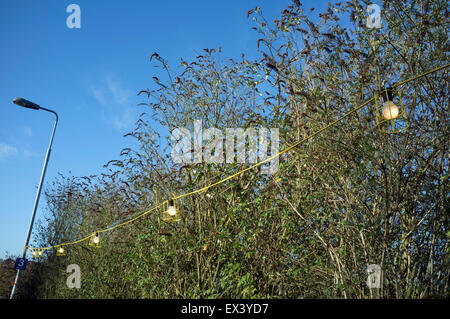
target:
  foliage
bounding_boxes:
[15,0,449,299]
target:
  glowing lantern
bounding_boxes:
[33,249,44,258]
[381,87,400,120]
[56,245,66,256]
[89,232,101,247]
[163,199,180,222]
[168,200,177,216]
[375,86,409,134]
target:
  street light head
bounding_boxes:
[13,97,40,110]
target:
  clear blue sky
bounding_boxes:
[0,0,331,259]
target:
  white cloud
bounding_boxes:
[0,143,18,161]
[90,75,137,131]
[91,87,106,106]
[22,149,38,159]
[21,127,32,137]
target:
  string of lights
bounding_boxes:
[27,63,449,257]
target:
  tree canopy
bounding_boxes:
[7,0,449,299]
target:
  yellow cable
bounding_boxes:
[393,63,450,88]
[35,202,165,250]
[175,97,375,200]
[28,63,449,252]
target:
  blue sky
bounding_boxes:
[0,0,336,259]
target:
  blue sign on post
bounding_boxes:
[14,258,28,270]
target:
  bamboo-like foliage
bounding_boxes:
[11,0,449,299]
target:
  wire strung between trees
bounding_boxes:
[28,62,450,253]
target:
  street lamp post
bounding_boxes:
[9,98,58,299]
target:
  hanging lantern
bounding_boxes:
[56,245,66,256]
[163,199,180,222]
[32,249,44,258]
[374,86,409,134]
[89,232,101,248]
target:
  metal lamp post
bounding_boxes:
[9,98,58,299]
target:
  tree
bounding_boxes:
[28,0,448,298]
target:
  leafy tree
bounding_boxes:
[17,0,448,299]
